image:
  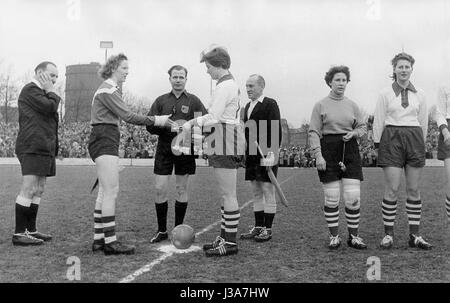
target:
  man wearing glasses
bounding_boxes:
[146,65,207,243]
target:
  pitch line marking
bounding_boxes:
[119,173,297,283]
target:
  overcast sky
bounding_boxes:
[1,0,450,127]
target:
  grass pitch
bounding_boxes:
[0,166,449,283]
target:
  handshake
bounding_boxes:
[153,115,197,133]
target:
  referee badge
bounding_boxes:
[181,105,189,114]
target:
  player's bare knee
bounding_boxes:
[175,184,187,198]
[35,187,45,198]
[406,187,420,200]
[385,185,399,201]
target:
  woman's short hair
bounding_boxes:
[391,52,415,81]
[324,65,350,87]
[200,45,231,69]
[98,53,128,80]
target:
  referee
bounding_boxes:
[13,61,60,246]
[146,65,206,243]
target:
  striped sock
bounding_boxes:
[345,207,360,236]
[220,206,225,239]
[382,199,397,235]
[324,206,339,236]
[406,199,422,235]
[93,209,104,244]
[446,197,450,222]
[102,216,116,244]
[224,209,240,244]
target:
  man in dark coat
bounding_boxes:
[240,74,282,242]
[13,61,60,246]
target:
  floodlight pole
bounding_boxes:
[100,41,114,62]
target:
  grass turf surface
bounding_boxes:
[0,166,449,283]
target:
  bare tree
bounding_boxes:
[0,63,19,124]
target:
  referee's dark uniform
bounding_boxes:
[244,96,282,182]
[15,80,60,176]
[147,90,207,175]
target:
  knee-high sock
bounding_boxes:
[175,201,188,226]
[406,199,421,235]
[28,197,40,232]
[382,199,397,235]
[252,183,265,227]
[223,209,240,243]
[155,201,168,232]
[345,207,360,236]
[446,197,450,222]
[264,200,276,229]
[94,186,104,243]
[220,206,225,238]
[324,206,339,236]
[263,183,276,229]
[342,180,361,236]
[323,181,340,236]
[102,216,116,244]
[15,195,32,234]
[253,199,264,228]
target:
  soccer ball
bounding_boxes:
[171,224,195,249]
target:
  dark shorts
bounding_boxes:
[204,123,246,169]
[245,155,278,182]
[18,154,56,177]
[88,124,120,161]
[378,126,425,168]
[154,148,196,175]
[209,155,245,169]
[438,121,450,160]
[318,135,363,183]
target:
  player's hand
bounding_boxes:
[373,148,378,158]
[154,114,172,127]
[167,119,178,129]
[38,71,55,93]
[260,152,275,167]
[342,131,355,142]
[182,120,192,132]
[316,155,326,171]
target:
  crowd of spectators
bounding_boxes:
[278,146,316,167]
[0,118,444,165]
[0,121,159,159]
[0,122,18,157]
